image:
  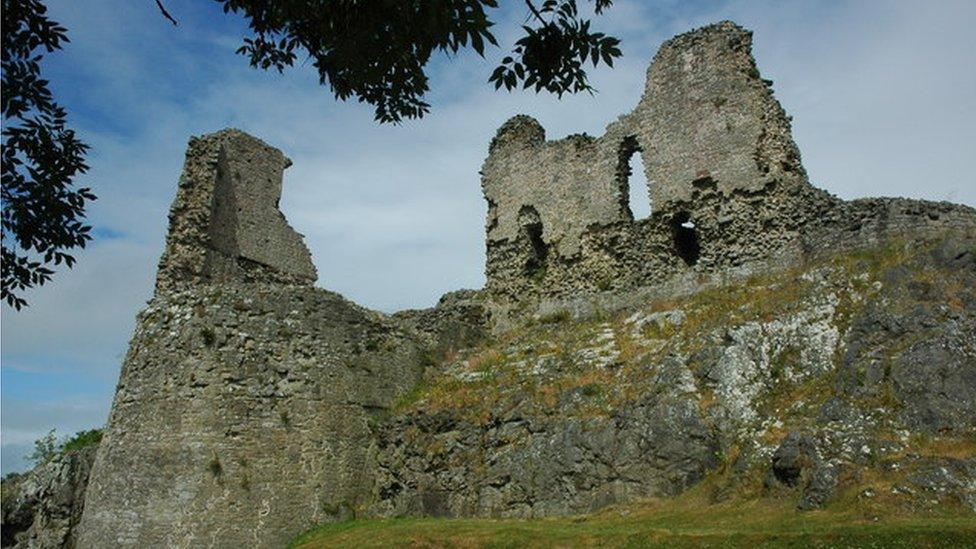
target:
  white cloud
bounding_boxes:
[693,0,976,204]
[2,0,973,473]
[1,395,111,474]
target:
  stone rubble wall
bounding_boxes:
[76,129,437,548]
[155,129,317,293]
[480,21,976,325]
[637,21,809,206]
[391,289,489,356]
[76,286,425,548]
[804,197,976,253]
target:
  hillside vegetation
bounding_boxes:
[295,233,976,546]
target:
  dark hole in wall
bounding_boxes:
[486,197,499,232]
[523,222,548,276]
[518,205,548,278]
[672,211,700,266]
[616,135,651,220]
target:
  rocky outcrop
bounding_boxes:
[371,232,976,519]
[1,446,97,549]
[765,432,838,510]
[835,238,976,433]
[371,394,718,518]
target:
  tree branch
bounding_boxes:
[155,0,178,26]
[524,0,546,24]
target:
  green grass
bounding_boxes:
[289,489,976,548]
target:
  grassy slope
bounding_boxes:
[290,479,976,548]
[292,236,976,548]
[391,238,917,427]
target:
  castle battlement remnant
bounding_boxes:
[75,132,428,548]
[155,129,318,293]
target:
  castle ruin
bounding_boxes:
[62,21,976,548]
[482,22,973,325]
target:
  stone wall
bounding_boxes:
[77,286,425,548]
[480,21,976,325]
[76,131,430,548]
[638,21,808,206]
[155,129,317,293]
[392,289,488,356]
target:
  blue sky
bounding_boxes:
[2,0,974,474]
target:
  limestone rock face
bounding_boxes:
[371,393,718,518]
[1,446,97,549]
[372,232,976,519]
[836,238,976,433]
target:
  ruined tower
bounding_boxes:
[76,131,425,548]
[481,22,973,324]
[481,22,830,308]
[154,129,318,291]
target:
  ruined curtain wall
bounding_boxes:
[481,22,975,323]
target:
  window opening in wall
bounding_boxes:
[518,205,548,279]
[672,211,700,266]
[617,136,651,220]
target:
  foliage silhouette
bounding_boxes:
[2,0,94,310]
[215,0,622,122]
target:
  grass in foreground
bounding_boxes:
[290,483,976,548]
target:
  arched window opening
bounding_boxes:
[518,205,548,278]
[616,136,651,220]
[672,211,700,266]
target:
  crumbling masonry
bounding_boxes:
[76,130,429,547]
[66,21,976,549]
[482,22,974,324]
